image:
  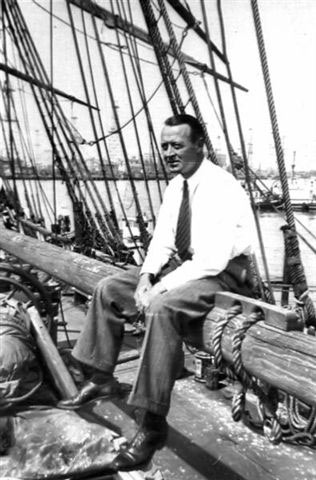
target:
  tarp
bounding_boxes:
[0,408,118,479]
[0,302,119,479]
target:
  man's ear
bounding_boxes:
[197,137,204,151]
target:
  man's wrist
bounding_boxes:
[140,272,155,283]
[155,281,167,294]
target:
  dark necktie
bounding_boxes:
[175,179,192,261]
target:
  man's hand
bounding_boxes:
[134,273,153,312]
[134,274,167,312]
[148,282,167,300]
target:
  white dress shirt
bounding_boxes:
[141,159,256,291]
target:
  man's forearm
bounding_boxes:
[139,272,154,283]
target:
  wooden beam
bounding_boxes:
[28,307,78,399]
[192,291,315,407]
[0,225,315,406]
[20,219,74,244]
[0,62,99,111]
[166,0,226,62]
[68,0,248,92]
[0,225,121,295]
[187,59,249,91]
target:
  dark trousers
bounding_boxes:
[72,256,254,416]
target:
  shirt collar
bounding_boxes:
[183,157,208,193]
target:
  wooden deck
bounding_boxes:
[111,357,316,480]
[56,294,316,480]
[2,280,316,480]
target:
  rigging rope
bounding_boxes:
[251,0,315,325]
[66,1,125,248]
[123,0,168,201]
[90,11,148,258]
[212,305,316,446]
[79,14,145,260]
[139,0,184,115]
[2,10,21,216]
[91,16,146,256]
[5,4,80,207]
[200,0,234,170]
[50,0,58,229]
[80,8,117,219]
[233,163,316,255]
[82,78,166,146]
[7,0,118,256]
[17,2,123,255]
[15,81,44,220]
[0,95,34,218]
[200,72,223,130]
[31,0,181,72]
[157,0,217,163]
[4,47,41,220]
[215,0,274,302]
[111,0,156,234]
[0,88,30,217]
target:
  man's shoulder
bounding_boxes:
[201,160,239,185]
[198,161,248,205]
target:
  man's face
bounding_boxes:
[161,123,203,178]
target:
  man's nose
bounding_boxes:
[165,145,175,157]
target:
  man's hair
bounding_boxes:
[164,114,205,143]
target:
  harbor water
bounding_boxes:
[13,179,316,288]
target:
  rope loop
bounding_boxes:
[231,310,263,387]
[284,431,316,447]
[263,417,283,444]
[227,310,273,426]
[212,303,242,369]
[182,25,190,39]
[299,289,310,302]
[232,386,245,422]
[210,301,316,447]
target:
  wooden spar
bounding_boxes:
[28,307,78,399]
[20,219,74,244]
[1,225,316,406]
[193,292,316,407]
[0,62,99,111]
[68,0,248,93]
[166,0,226,61]
[0,225,121,295]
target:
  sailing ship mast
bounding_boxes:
[1,2,316,478]
[1,0,315,313]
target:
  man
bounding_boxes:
[59,114,256,471]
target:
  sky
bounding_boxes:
[3,0,316,172]
[219,0,316,171]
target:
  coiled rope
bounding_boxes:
[213,303,316,445]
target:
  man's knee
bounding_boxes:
[94,275,124,306]
[147,294,168,315]
[95,276,113,295]
[145,295,174,328]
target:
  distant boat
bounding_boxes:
[251,176,316,212]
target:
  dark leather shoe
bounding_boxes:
[111,420,168,471]
[57,378,124,409]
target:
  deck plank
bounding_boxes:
[58,295,316,480]
[114,357,316,480]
